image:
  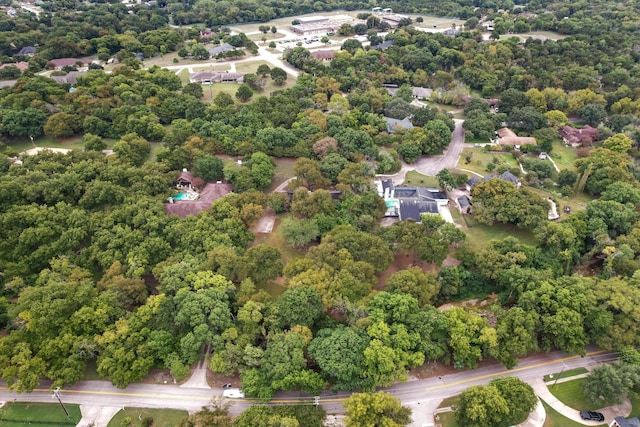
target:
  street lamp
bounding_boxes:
[51,387,71,420]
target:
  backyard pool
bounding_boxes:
[172,191,198,201]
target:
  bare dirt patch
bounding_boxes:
[411,357,501,380]
[377,253,437,290]
[251,207,276,233]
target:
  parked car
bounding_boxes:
[580,411,604,422]
[223,388,245,399]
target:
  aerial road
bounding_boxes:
[0,348,617,426]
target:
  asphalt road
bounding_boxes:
[0,348,617,426]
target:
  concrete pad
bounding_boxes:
[438,205,454,224]
[516,399,546,427]
[180,368,210,389]
[77,405,122,427]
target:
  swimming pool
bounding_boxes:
[172,191,198,201]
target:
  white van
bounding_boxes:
[223,388,245,399]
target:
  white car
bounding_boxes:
[223,388,245,399]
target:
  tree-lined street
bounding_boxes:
[0,349,617,426]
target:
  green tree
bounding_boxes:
[274,286,323,330]
[113,133,151,166]
[83,133,107,151]
[44,112,80,139]
[308,327,369,390]
[436,169,456,191]
[455,384,510,427]
[602,133,633,153]
[193,154,224,182]
[280,217,319,248]
[270,67,287,85]
[248,152,275,190]
[236,84,253,102]
[583,363,640,405]
[496,307,539,369]
[2,108,48,137]
[343,392,411,427]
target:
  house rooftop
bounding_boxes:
[398,199,438,221]
[164,183,233,218]
[385,116,413,133]
[209,43,233,56]
[457,195,471,208]
[614,416,640,427]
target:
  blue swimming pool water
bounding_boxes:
[173,192,190,201]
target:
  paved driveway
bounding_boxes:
[377,120,466,185]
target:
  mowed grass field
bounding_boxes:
[548,378,614,411]
[0,402,82,426]
[107,408,188,427]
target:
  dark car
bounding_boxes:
[580,411,604,422]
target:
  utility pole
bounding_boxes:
[51,387,71,420]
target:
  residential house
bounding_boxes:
[371,40,394,50]
[199,29,214,40]
[558,125,598,147]
[611,417,640,427]
[443,27,459,37]
[0,62,28,71]
[18,46,36,56]
[47,58,90,70]
[412,87,432,99]
[495,127,537,147]
[49,71,86,85]
[376,179,447,222]
[189,71,245,84]
[381,14,408,28]
[384,116,414,133]
[175,169,194,188]
[311,50,335,61]
[457,195,472,214]
[466,171,520,191]
[208,43,233,57]
[165,182,233,218]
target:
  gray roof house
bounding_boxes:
[372,40,394,50]
[376,179,447,222]
[467,171,519,190]
[385,116,414,133]
[457,195,471,214]
[18,46,36,55]
[399,199,438,221]
[612,417,640,427]
[209,43,233,57]
[49,71,86,85]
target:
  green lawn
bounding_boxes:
[435,396,460,427]
[541,400,606,427]
[548,378,614,411]
[549,142,578,172]
[544,368,588,383]
[107,408,188,427]
[247,32,286,42]
[458,148,519,175]
[267,157,297,192]
[525,186,590,214]
[435,411,459,427]
[628,394,640,418]
[0,402,82,426]
[403,170,439,187]
[460,215,537,251]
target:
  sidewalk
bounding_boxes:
[532,376,631,425]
